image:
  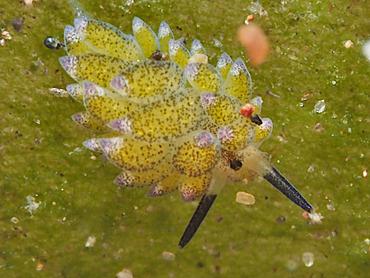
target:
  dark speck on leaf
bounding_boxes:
[276,215,286,224]
[216,216,223,223]
[12,17,24,32]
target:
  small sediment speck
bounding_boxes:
[276,215,286,224]
[25,195,40,214]
[162,251,176,261]
[343,40,354,48]
[302,211,324,224]
[235,191,255,205]
[10,217,19,224]
[326,201,335,211]
[307,164,315,173]
[313,123,324,133]
[313,100,326,114]
[85,236,96,248]
[36,261,44,271]
[1,30,12,40]
[362,169,367,178]
[286,259,298,271]
[12,18,24,32]
[24,0,35,6]
[302,252,314,267]
[116,268,133,278]
[362,40,370,61]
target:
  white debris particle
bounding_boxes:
[286,259,298,271]
[326,201,335,211]
[0,38,5,46]
[362,39,370,61]
[10,217,19,224]
[362,169,368,178]
[313,122,325,132]
[162,251,176,261]
[24,0,34,6]
[308,212,324,224]
[116,268,133,278]
[277,134,287,143]
[302,252,314,267]
[364,238,370,245]
[249,1,268,16]
[235,191,255,205]
[125,0,134,6]
[307,164,315,173]
[213,38,223,48]
[344,40,353,48]
[313,100,326,114]
[85,236,96,248]
[25,195,40,214]
[36,261,44,271]
[1,30,12,40]
[49,87,69,97]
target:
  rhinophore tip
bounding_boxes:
[264,167,313,213]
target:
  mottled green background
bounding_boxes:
[0,0,369,277]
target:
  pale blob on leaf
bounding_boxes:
[237,23,270,66]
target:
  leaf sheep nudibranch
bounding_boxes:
[46,1,314,248]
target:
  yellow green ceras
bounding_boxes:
[58,14,273,201]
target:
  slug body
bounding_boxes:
[50,1,313,248]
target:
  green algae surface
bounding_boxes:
[0,0,369,277]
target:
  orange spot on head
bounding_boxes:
[240,103,255,118]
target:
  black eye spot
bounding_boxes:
[230,159,242,171]
[251,114,263,125]
[44,36,64,50]
[151,50,164,61]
